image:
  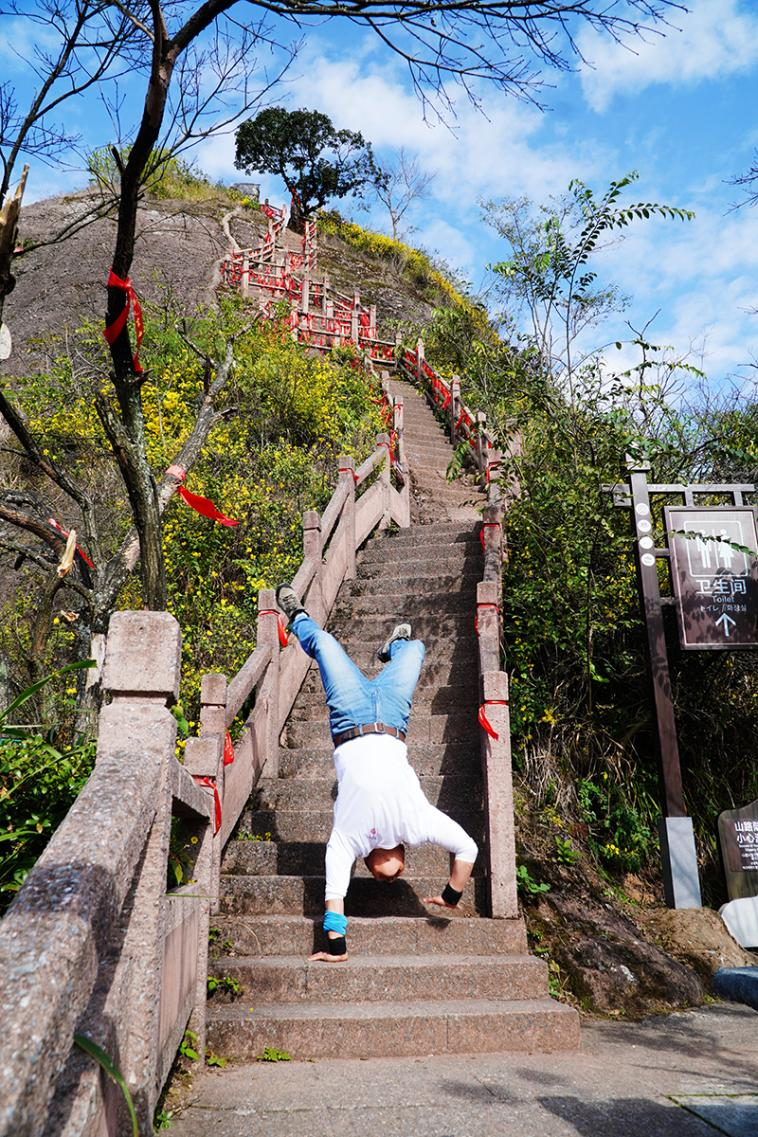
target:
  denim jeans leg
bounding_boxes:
[372,639,425,734]
[290,614,375,736]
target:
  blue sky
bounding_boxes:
[8,0,758,391]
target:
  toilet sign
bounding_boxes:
[665,506,758,650]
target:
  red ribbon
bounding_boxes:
[479,521,502,551]
[223,731,235,767]
[166,465,238,527]
[104,270,144,373]
[478,700,509,740]
[194,775,221,834]
[474,602,500,637]
[339,466,359,484]
[48,517,95,569]
[259,609,290,647]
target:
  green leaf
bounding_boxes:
[74,1034,138,1137]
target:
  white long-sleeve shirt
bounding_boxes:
[324,733,479,901]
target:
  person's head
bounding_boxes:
[365,844,405,882]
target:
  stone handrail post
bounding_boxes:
[376,432,392,528]
[351,305,359,343]
[302,510,323,620]
[393,395,405,464]
[190,673,228,911]
[257,588,281,777]
[240,252,250,299]
[416,337,425,384]
[450,375,461,444]
[369,304,377,339]
[479,669,517,919]
[338,456,358,580]
[302,274,310,314]
[98,613,182,1129]
[476,411,487,477]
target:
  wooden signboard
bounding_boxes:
[664,506,758,650]
[718,799,758,900]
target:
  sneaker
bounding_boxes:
[377,623,412,663]
[276,583,307,623]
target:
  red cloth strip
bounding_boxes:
[479,521,502,551]
[166,465,238,526]
[194,775,221,834]
[474,602,500,637]
[104,270,144,374]
[223,731,235,767]
[259,609,290,647]
[47,517,95,569]
[478,700,509,741]
[339,466,360,484]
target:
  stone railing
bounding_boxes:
[0,611,215,1137]
[398,341,505,494]
[0,392,409,1137]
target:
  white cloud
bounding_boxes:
[578,0,758,112]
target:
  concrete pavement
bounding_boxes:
[168,1002,757,1136]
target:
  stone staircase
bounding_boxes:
[206,380,580,1058]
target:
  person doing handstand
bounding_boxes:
[276,583,479,963]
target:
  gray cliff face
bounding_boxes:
[2,190,230,379]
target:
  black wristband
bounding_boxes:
[326,935,347,955]
[441,883,463,906]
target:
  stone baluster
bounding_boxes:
[302,274,310,314]
[338,456,357,580]
[476,411,488,480]
[450,375,461,443]
[377,432,392,528]
[302,509,323,622]
[257,588,281,777]
[369,304,377,340]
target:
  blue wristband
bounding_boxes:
[323,910,348,936]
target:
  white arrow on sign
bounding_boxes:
[715,612,737,637]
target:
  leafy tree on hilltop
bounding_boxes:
[235,108,385,233]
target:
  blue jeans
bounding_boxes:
[290,614,425,738]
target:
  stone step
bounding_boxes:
[208,953,546,1004]
[339,571,481,596]
[356,558,482,581]
[222,840,482,878]
[336,592,473,617]
[296,679,478,710]
[219,874,485,917]
[250,773,481,813]
[284,709,478,749]
[206,997,581,1059]
[357,541,480,565]
[361,527,475,550]
[277,740,479,779]
[209,914,527,957]
[240,807,482,847]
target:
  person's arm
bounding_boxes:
[418,806,478,910]
[308,897,348,963]
[423,856,475,909]
[308,832,352,963]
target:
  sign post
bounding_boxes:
[607,461,758,909]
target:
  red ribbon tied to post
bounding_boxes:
[259,609,290,647]
[104,270,144,374]
[166,465,238,527]
[223,731,235,767]
[193,775,221,834]
[478,700,509,741]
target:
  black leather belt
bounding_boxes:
[332,722,406,746]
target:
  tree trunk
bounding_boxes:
[287,193,306,235]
